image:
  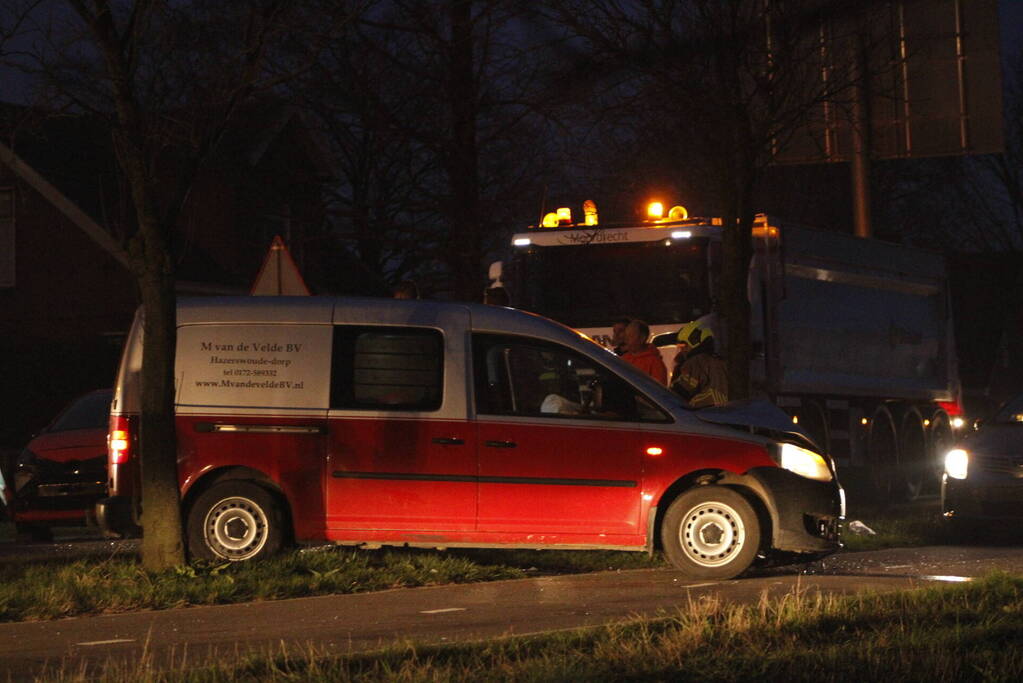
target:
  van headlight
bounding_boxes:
[944,448,969,480]
[777,443,833,482]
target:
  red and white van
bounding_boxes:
[97,296,843,579]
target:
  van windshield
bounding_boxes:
[511,240,711,328]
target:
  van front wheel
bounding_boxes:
[187,482,284,562]
[661,485,761,580]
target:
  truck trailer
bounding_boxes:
[491,203,964,500]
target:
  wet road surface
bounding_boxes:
[806,544,1023,579]
[0,536,139,564]
[0,542,1020,679]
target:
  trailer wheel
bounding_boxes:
[898,408,928,500]
[187,481,284,562]
[661,486,761,580]
[866,405,899,503]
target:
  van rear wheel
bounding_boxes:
[661,485,760,580]
[187,482,283,562]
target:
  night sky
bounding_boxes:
[1,1,1022,103]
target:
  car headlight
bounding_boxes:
[15,448,37,467]
[944,448,969,480]
[13,449,38,493]
[778,442,833,482]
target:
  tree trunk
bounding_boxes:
[445,0,483,302]
[719,171,757,402]
[75,0,188,570]
[135,222,186,570]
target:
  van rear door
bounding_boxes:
[175,321,332,540]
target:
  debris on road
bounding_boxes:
[847,520,877,536]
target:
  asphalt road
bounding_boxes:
[0,543,1021,679]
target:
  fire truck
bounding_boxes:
[489,201,965,500]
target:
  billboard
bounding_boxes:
[777,0,1003,163]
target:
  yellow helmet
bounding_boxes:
[677,320,712,347]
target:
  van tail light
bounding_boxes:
[108,415,134,465]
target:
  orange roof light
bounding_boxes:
[752,224,780,238]
[668,205,688,220]
[647,202,665,220]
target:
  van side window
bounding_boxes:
[472,334,669,423]
[331,327,443,411]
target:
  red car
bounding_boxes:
[8,390,111,541]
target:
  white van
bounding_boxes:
[97,296,843,579]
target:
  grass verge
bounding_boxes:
[0,546,661,623]
[0,499,982,623]
[840,498,950,552]
[48,572,1023,681]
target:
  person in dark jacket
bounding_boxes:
[484,287,510,305]
[670,319,728,408]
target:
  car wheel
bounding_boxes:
[661,485,761,580]
[186,482,284,562]
[944,516,980,543]
[15,522,53,543]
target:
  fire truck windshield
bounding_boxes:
[512,240,712,329]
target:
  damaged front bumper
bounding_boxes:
[743,466,844,555]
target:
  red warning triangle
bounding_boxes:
[250,235,311,295]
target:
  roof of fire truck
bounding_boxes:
[511,202,777,248]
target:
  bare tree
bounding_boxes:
[294,10,446,293]
[547,0,875,399]
[335,0,554,300]
[9,0,346,570]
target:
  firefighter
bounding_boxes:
[671,319,728,408]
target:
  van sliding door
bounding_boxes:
[325,320,476,532]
